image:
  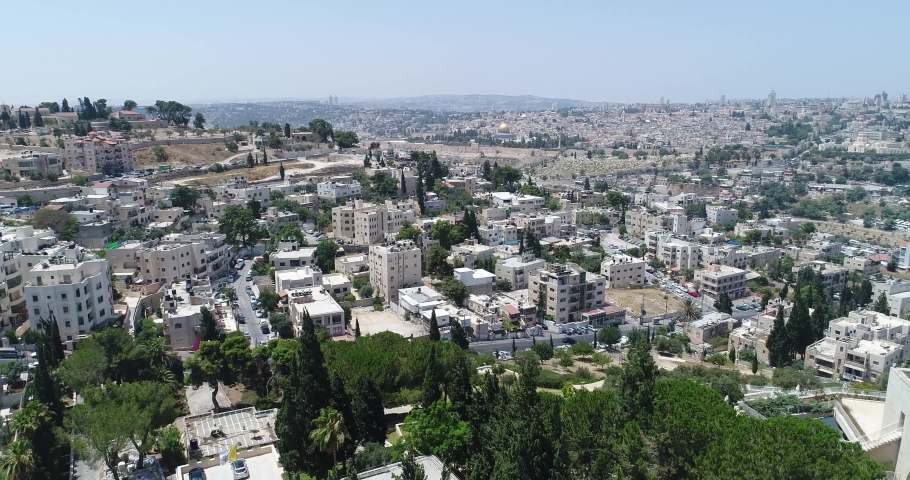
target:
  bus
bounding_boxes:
[0,347,24,364]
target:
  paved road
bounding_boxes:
[231,259,270,349]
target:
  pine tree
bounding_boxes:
[779,283,789,299]
[428,311,440,341]
[61,98,70,112]
[284,122,292,138]
[873,292,890,315]
[329,372,356,461]
[448,350,472,417]
[751,354,759,374]
[33,110,43,127]
[279,163,285,180]
[400,171,407,195]
[349,377,385,445]
[728,347,736,364]
[449,320,469,349]
[767,305,790,367]
[354,319,361,338]
[247,152,254,168]
[421,345,442,408]
[837,286,854,317]
[787,284,814,358]
[200,306,219,341]
[395,449,428,480]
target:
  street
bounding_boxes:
[231,260,269,349]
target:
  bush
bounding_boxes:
[359,285,374,298]
[738,349,757,364]
[748,375,770,386]
[574,366,594,382]
[747,394,833,418]
[772,365,822,390]
[342,293,356,302]
[707,353,729,366]
[157,425,187,472]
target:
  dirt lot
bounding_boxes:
[813,219,910,247]
[605,287,680,318]
[172,155,363,186]
[132,143,237,169]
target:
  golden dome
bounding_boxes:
[497,122,511,133]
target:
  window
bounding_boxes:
[34,308,40,315]
[100,309,105,316]
[32,295,38,302]
[78,317,84,325]
[61,293,67,299]
[65,321,71,328]
[98,296,103,304]
[63,306,69,313]
[174,322,183,329]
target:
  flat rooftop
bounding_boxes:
[183,407,278,458]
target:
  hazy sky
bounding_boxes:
[3,0,908,105]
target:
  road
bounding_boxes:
[231,259,269,349]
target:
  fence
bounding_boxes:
[744,384,888,401]
[736,401,767,420]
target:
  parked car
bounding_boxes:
[245,273,252,281]
[232,459,249,480]
[562,337,577,345]
[260,325,270,334]
[189,468,207,480]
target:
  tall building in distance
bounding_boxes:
[767,89,777,111]
[720,94,726,105]
[334,95,339,106]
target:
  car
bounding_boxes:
[251,302,258,311]
[189,468,207,480]
[260,319,268,327]
[258,310,268,318]
[562,337,577,345]
[245,273,252,281]
[258,340,269,347]
[268,333,278,340]
[260,325,270,334]
[232,458,250,479]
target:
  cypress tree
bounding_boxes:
[448,350,472,417]
[787,284,814,358]
[511,338,517,356]
[767,305,790,367]
[354,319,361,338]
[284,122,291,138]
[428,311,440,341]
[751,354,759,374]
[350,377,386,445]
[421,345,442,408]
[279,163,285,180]
[61,98,70,112]
[873,292,890,315]
[400,171,407,195]
[329,372,356,460]
[33,343,64,424]
[728,347,736,364]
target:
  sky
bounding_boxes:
[3,0,908,105]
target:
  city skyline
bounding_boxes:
[3,0,909,105]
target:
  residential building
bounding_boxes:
[270,242,318,271]
[845,255,880,276]
[453,268,495,295]
[369,240,422,302]
[450,241,494,269]
[582,304,626,327]
[24,246,116,342]
[495,254,545,290]
[684,312,735,342]
[317,175,362,201]
[695,264,748,299]
[648,232,699,271]
[490,192,544,214]
[286,287,346,336]
[323,273,352,298]
[0,226,57,329]
[477,221,519,246]
[706,205,739,227]
[804,310,910,381]
[529,262,606,325]
[2,151,63,178]
[793,261,848,293]
[879,367,910,480]
[700,244,781,270]
[159,281,219,350]
[63,133,134,173]
[275,266,323,291]
[600,254,646,289]
[398,286,444,317]
[332,199,416,244]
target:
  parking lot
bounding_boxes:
[353,307,426,338]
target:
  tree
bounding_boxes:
[349,377,386,445]
[728,347,736,364]
[0,439,37,480]
[873,292,890,315]
[169,184,201,213]
[185,341,227,411]
[280,162,286,180]
[122,100,137,111]
[354,319,361,338]
[200,306,219,341]
[449,320,469,350]
[856,279,874,306]
[447,350,473,416]
[247,199,262,219]
[751,354,759,374]
[258,290,280,311]
[887,258,897,272]
[597,325,622,350]
[422,345,442,408]
[309,119,335,142]
[150,145,169,162]
[676,298,702,323]
[33,208,79,240]
[425,245,453,279]
[33,109,43,127]
[532,342,553,361]
[334,131,359,148]
[619,339,658,418]
[284,122,292,138]
[591,352,612,371]
[219,204,261,247]
[714,292,734,315]
[247,152,254,168]
[394,450,428,480]
[316,239,339,273]
[428,311,440,341]
[440,277,468,307]
[223,287,237,303]
[570,341,595,360]
[779,283,789,299]
[767,306,790,367]
[310,407,349,467]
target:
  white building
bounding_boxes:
[706,205,739,227]
[495,254,546,290]
[63,133,134,173]
[270,243,318,271]
[600,254,646,289]
[647,232,699,271]
[275,266,323,291]
[804,310,910,381]
[453,268,495,295]
[529,263,606,325]
[489,192,545,214]
[695,264,748,300]
[332,199,416,245]
[317,175,362,201]
[287,287,346,336]
[24,247,116,342]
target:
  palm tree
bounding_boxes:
[309,407,349,467]
[9,402,51,439]
[675,298,702,324]
[0,439,37,480]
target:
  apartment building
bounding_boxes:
[495,254,546,290]
[450,241,494,269]
[317,175,362,201]
[24,247,116,341]
[136,244,207,285]
[369,240,422,302]
[287,287,346,336]
[529,263,606,325]
[275,266,323,291]
[581,305,626,327]
[793,261,848,293]
[224,183,272,207]
[159,281,219,350]
[647,232,699,271]
[64,133,134,173]
[804,310,910,381]
[600,254,646,289]
[332,199,416,244]
[490,192,545,214]
[477,221,520,246]
[684,312,735,342]
[270,242,317,272]
[453,268,495,295]
[0,226,57,329]
[695,264,748,299]
[734,220,791,243]
[2,151,63,178]
[845,255,880,276]
[706,205,739,227]
[700,244,781,270]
